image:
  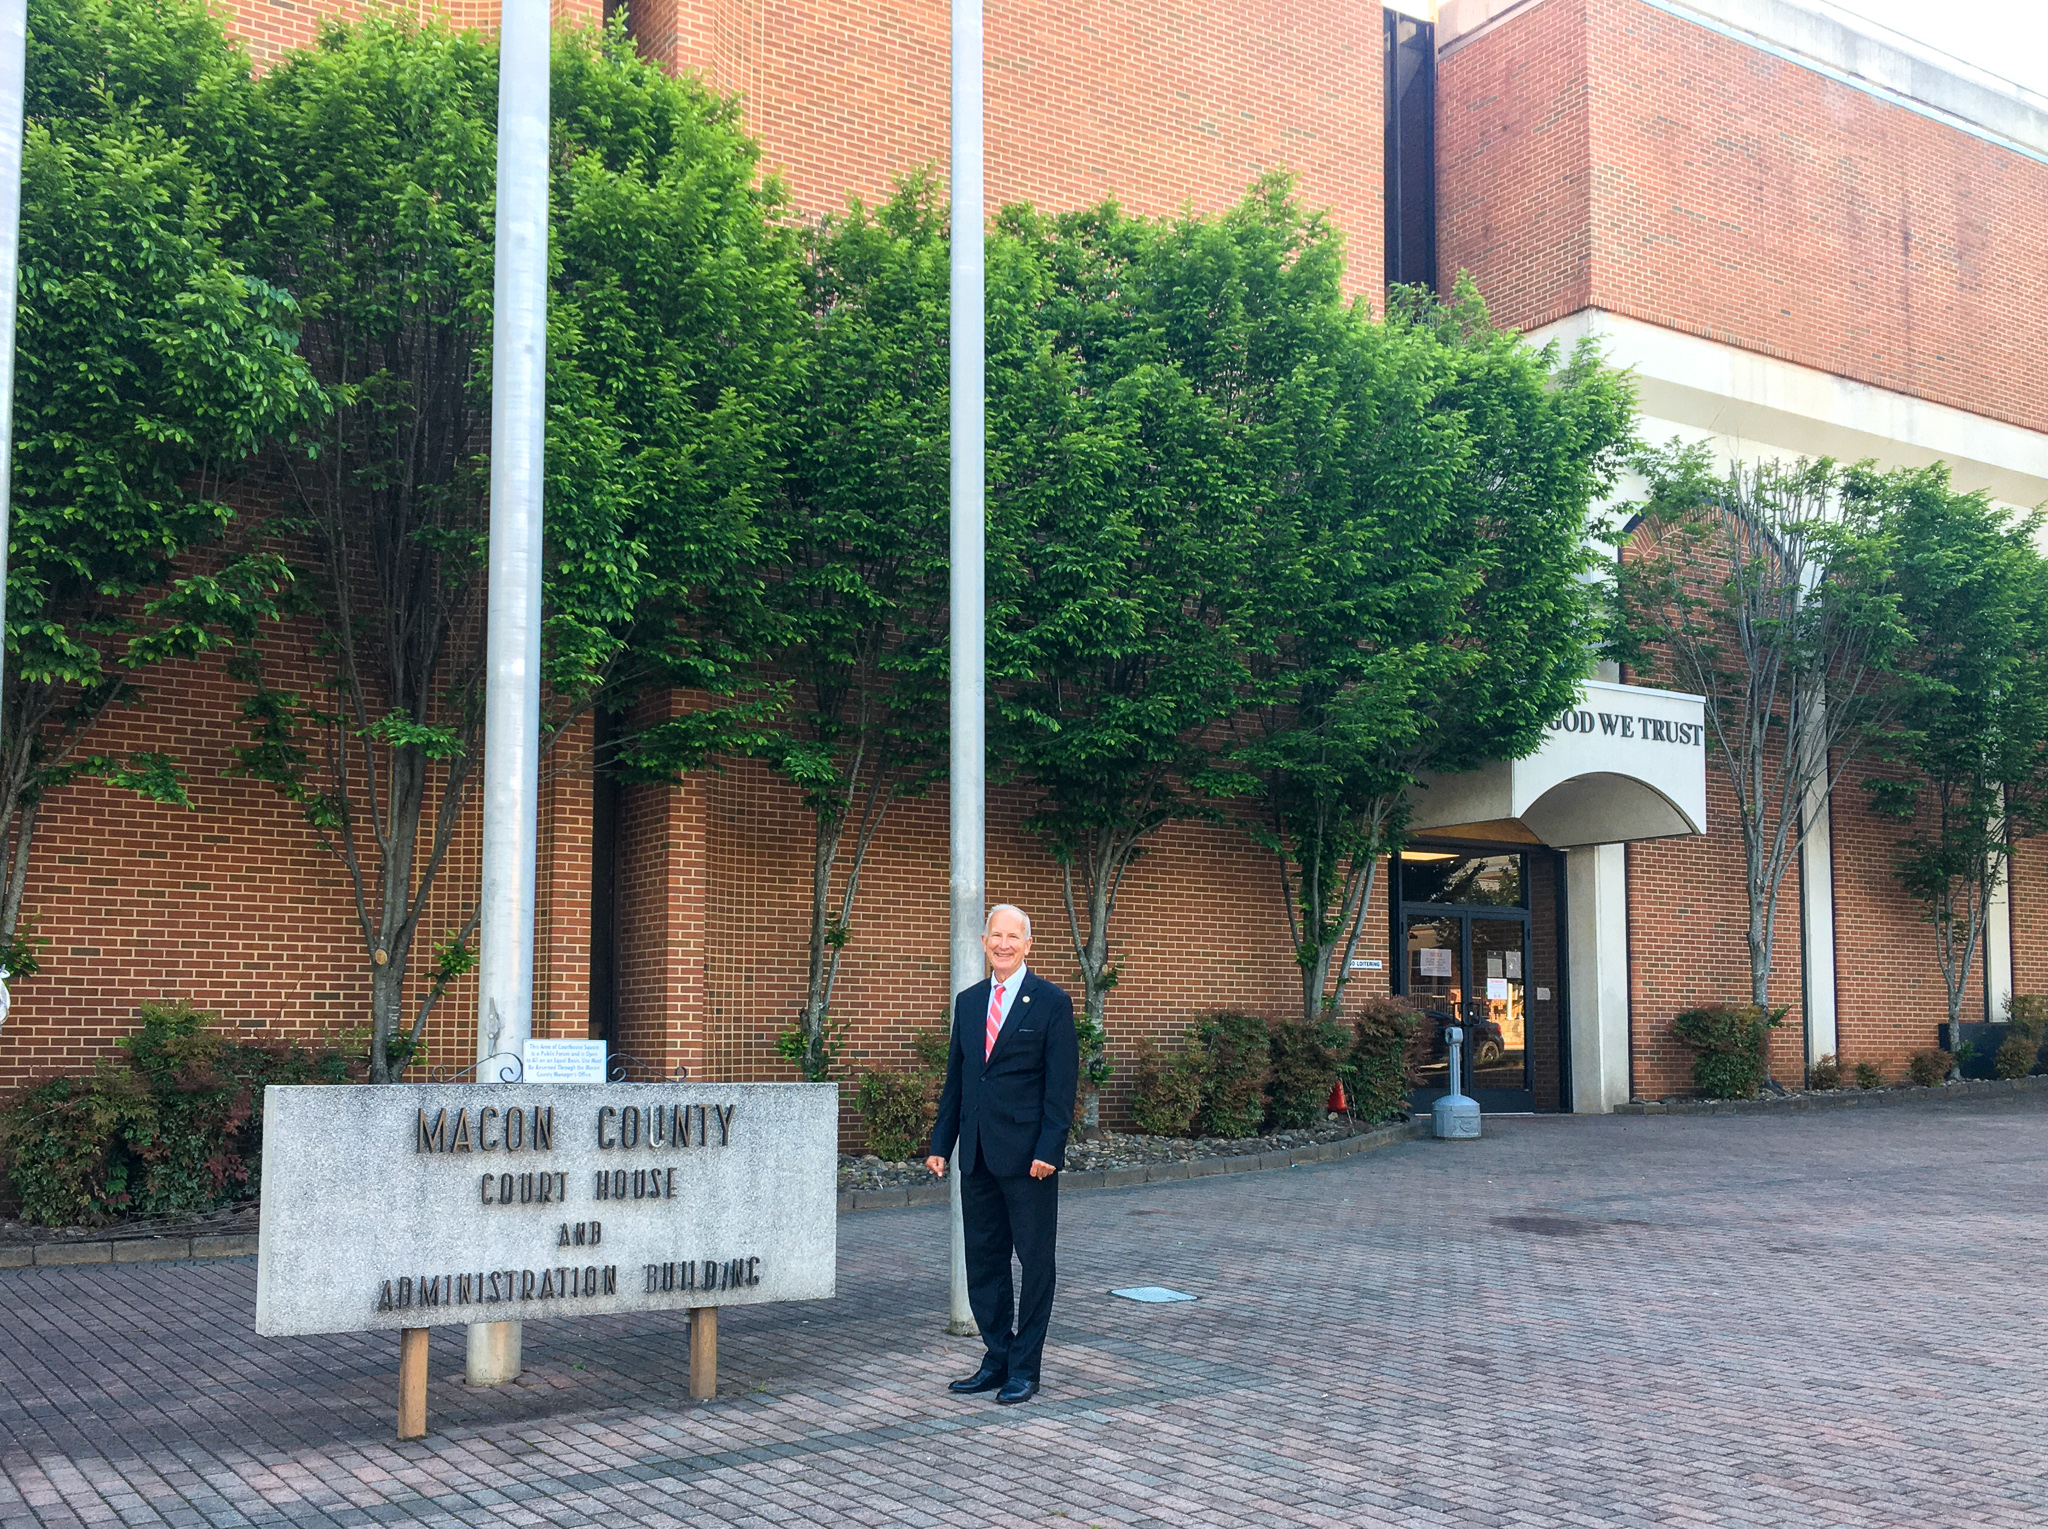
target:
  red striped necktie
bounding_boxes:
[985,982,1007,1060]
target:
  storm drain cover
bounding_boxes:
[1111,1286,1197,1303]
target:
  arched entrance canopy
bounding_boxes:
[1405,680,1707,848]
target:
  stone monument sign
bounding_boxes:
[255,1082,837,1337]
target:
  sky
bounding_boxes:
[1831,0,2048,98]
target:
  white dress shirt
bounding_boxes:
[986,964,1028,1044]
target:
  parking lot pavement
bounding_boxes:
[5,1091,2047,1528]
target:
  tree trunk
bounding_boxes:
[370,962,409,1084]
[0,798,39,967]
[799,814,846,1080]
[1081,976,1107,1132]
[1062,839,1121,1139]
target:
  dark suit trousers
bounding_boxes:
[960,1160,1059,1381]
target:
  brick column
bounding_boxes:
[534,710,596,1041]
[614,692,711,1080]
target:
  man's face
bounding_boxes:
[982,909,1032,982]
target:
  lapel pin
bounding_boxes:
[1022,996,1031,1003]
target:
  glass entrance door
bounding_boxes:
[1469,918,1529,1098]
[1399,850,1538,1112]
[1405,912,1465,1101]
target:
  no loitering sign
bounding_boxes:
[253,1082,838,1337]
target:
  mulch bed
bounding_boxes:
[2,1118,1378,1241]
[836,1116,1368,1193]
[0,1198,260,1247]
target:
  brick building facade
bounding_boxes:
[3,0,2046,1123]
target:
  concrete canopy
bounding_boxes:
[1405,680,1708,849]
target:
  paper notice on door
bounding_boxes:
[1419,947,1452,978]
[1505,952,1523,979]
[1486,977,1510,1001]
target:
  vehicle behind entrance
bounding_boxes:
[1399,846,1565,1113]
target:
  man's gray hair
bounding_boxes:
[985,903,1032,938]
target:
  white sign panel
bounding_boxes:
[522,1039,609,1082]
[255,1083,837,1337]
[1486,977,1511,1001]
[1406,679,1708,847]
[1419,947,1453,978]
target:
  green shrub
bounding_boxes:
[1854,1060,1884,1089]
[1265,1019,1347,1130]
[1194,1012,1270,1139]
[1342,999,1419,1124]
[1127,1034,1207,1136]
[1908,1048,1953,1088]
[2008,994,2048,1035]
[909,1024,951,1078]
[1807,1053,1841,1091]
[0,1001,352,1226]
[1996,997,2048,1079]
[0,1061,154,1225]
[853,1069,931,1160]
[1671,1004,1777,1100]
[1995,1030,2041,1080]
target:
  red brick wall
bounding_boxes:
[2011,838,2048,1004]
[0,622,491,1094]
[637,0,1384,295]
[1,0,1387,1117]
[1625,763,1806,1098]
[1437,0,2048,434]
[1830,760,1987,1079]
[231,0,605,70]
[613,695,712,1082]
[1435,0,1593,330]
[694,756,1393,1122]
[535,712,596,1042]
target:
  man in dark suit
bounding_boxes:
[926,903,1078,1405]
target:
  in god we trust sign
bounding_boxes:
[254,1082,837,1337]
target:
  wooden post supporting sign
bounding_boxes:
[689,1306,717,1400]
[398,1328,429,1440]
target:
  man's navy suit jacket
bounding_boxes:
[929,969,1079,1178]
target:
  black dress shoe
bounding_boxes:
[948,1361,1007,1394]
[995,1375,1038,1405]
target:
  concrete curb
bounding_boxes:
[1612,1073,2048,1117]
[834,1116,1432,1213]
[0,1231,257,1270]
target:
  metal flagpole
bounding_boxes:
[945,0,984,1339]
[0,0,26,1034]
[467,0,551,1388]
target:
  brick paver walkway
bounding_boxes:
[5,1093,2045,1528]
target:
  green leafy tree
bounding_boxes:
[991,192,1285,1126]
[227,15,503,1082]
[545,25,803,741]
[1609,449,1908,1052]
[231,17,801,1080]
[743,184,949,1082]
[1240,280,1633,1026]
[0,0,319,977]
[1865,468,2048,1059]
